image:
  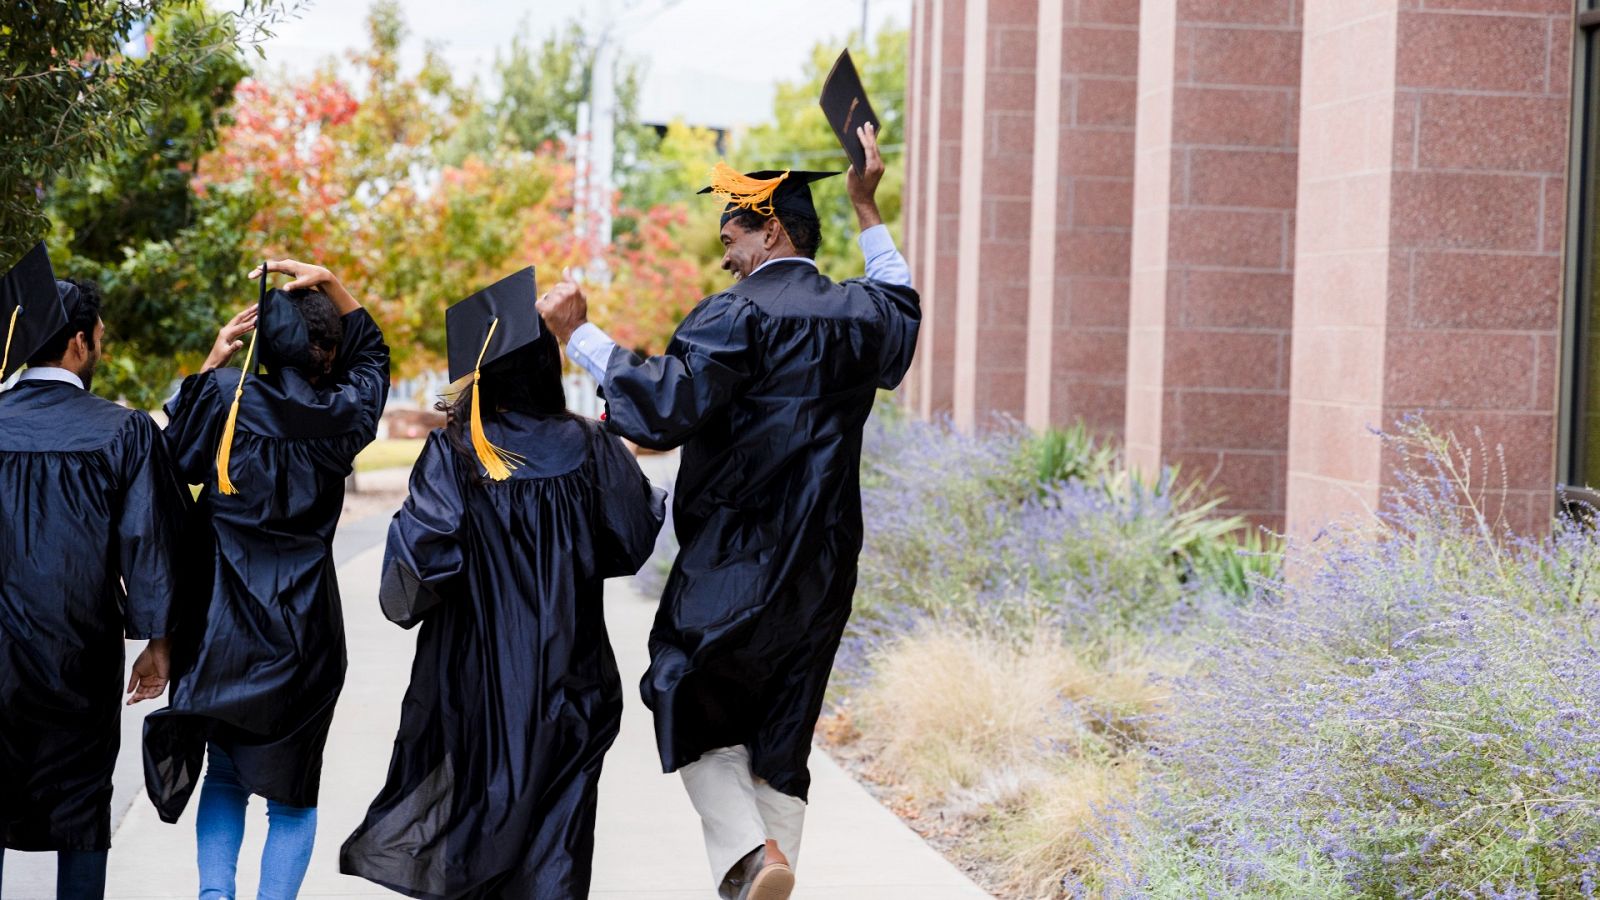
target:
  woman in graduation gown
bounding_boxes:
[142,259,389,898]
[340,276,664,900]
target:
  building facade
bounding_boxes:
[901,0,1595,537]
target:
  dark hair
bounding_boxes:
[27,278,103,366]
[436,329,571,463]
[283,288,342,380]
[727,209,822,259]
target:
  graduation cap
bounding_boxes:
[256,286,321,373]
[444,266,541,480]
[820,48,881,175]
[700,167,840,227]
[0,242,84,383]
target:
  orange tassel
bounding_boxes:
[0,305,21,381]
[706,163,789,216]
[469,318,526,481]
[215,330,257,495]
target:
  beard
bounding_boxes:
[78,356,97,393]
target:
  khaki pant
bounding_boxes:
[679,745,807,896]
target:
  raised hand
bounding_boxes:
[536,267,590,346]
[847,121,887,230]
[249,259,360,313]
[202,303,259,372]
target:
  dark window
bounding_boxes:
[1562,3,1600,504]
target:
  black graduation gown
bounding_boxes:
[143,309,389,819]
[0,380,189,851]
[599,261,920,801]
[339,415,664,900]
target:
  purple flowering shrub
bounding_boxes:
[1084,424,1600,897]
[854,407,1272,645]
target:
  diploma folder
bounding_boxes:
[819,48,881,175]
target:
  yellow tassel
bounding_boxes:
[1,305,21,380]
[215,330,258,495]
[706,163,789,216]
[469,318,526,481]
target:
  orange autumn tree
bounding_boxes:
[192,2,705,379]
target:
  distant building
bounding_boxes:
[900,0,1587,537]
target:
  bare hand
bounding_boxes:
[536,268,589,346]
[202,304,258,372]
[126,638,170,705]
[249,259,336,291]
[846,121,886,230]
[249,259,360,314]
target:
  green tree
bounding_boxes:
[733,27,908,281]
[42,5,277,407]
[0,0,298,265]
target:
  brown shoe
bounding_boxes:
[747,861,795,900]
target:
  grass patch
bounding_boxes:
[355,438,426,473]
[852,624,1171,894]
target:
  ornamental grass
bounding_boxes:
[842,409,1600,898]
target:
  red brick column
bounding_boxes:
[1125,0,1303,527]
[1286,0,1568,538]
[952,0,1036,428]
[900,0,926,413]
[908,0,964,420]
[1024,0,1139,435]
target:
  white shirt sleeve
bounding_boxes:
[566,322,618,385]
[858,224,912,287]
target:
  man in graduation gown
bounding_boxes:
[538,123,917,899]
[0,245,190,899]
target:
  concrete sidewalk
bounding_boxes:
[6,474,990,899]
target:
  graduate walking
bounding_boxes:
[340,272,665,899]
[141,259,389,900]
[0,246,190,900]
[538,123,918,900]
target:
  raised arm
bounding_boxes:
[249,259,391,439]
[848,122,912,288]
[538,279,759,450]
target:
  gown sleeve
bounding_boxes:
[861,281,923,389]
[590,427,667,579]
[162,370,228,484]
[116,412,191,639]
[599,294,759,451]
[378,431,466,628]
[330,308,391,443]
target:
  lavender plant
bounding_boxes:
[854,410,1275,647]
[1087,423,1600,897]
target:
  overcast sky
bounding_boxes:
[258,0,911,129]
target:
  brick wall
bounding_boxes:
[1125,0,1303,528]
[1024,0,1138,436]
[904,0,1571,536]
[1286,0,1569,537]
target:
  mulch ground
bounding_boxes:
[816,707,1016,899]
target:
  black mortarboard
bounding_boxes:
[820,48,881,175]
[256,286,318,373]
[0,243,82,382]
[444,266,541,480]
[699,168,841,227]
[445,267,542,383]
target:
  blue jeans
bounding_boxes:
[0,847,108,899]
[195,744,317,900]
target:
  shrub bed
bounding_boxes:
[833,409,1600,898]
